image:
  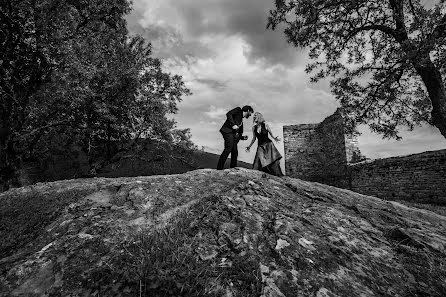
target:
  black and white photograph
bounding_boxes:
[1,0,446,296]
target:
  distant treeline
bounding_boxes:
[0,0,194,190]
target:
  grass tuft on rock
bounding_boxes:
[109,199,262,297]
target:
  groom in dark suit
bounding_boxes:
[217,105,254,170]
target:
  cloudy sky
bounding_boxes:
[126,0,446,168]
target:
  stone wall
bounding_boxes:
[283,123,320,179]
[349,150,446,204]
[283,109,446,205]
[283,110,353,187]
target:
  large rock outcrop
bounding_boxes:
[0,168,445,296]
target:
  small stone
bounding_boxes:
[268,179,281,185]
[298,238,315,251]
[124,209,135,216]
[78,233,94,240]
[275,239,290,251]
[233,197,246,208]
[85,190,112,206]
[59,219,72,226]
[218,258,233,267]
[129,217,146,226]
[260,263,270,274]
[316,288,331,297]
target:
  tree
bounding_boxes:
[127,37,191,145]
[0,0,135,186]
[267,0,446,139]
[0,0,192,189]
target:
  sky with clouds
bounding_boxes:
[125,0,446,169]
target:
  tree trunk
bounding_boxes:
[0,137,20,191]
[414,57,446,139]
[107,121,111,159]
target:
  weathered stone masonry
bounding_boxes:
[283,109,360,188]
[350,150,446,204]
[284,110,446,204]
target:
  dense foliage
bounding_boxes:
[0,0,192,189]
[268,0,446,139]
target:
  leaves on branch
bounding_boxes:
[267,0,446,139]
[0,0,193,189]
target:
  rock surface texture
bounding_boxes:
[0,168,445,296]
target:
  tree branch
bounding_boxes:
[347,24,399,41]
[16,120,71,140]
[389,0,409,42]
[169,155,196,169]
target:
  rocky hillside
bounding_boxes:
[0,169,445,296]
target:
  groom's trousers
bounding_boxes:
[217,132,238,170]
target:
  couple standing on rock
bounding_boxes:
[216,105,283,176]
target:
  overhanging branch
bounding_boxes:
[347,24,399,41]
[16,120,71,140]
